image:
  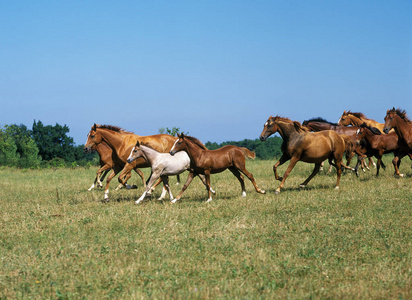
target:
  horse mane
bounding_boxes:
[303,117,338,126]
[359,123,381,135]
[388,107,411,123]
[183,135,208,150]
[97,124,134,134]
[347,111,368,120]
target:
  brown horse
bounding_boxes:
[84,124,178,201]
[169,134,266,202]
[355,123,410,177]
[384,108,412,150]
[303,117,376,171]
[338,110,389,133]
[260,116,346,194]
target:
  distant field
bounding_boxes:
[0,156,411,299]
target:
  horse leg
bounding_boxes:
[176,174,181,185]
[300,163,321,188]
[98,169,111,188]
[273,154,290,182]
[103,168,120,202]
[133,168,146,189]
[234,163,266,195]
[228,167,246,197]
[135,171,160,204]
[160,175,174,201]
[172,171,196,203]
[276,156,299,194]
[204,171,213,203]
[197,174,216,195]
[149,177,163,194]
[88,165,110,191]
[116,164,135,190]
[375,155,382,176]
[334,157,343,189]
[392,152,405,177]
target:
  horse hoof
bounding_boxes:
[241,191,246,198]
[299,184,306,189]
[260,190,266,194]
[334,186,340,190]
[274,190,280,195]
[206,198,212,203]
[171,199,178,204]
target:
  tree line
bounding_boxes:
[0,121,96,168]
[0,123,282,168]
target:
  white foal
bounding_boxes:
[127,141,214,204]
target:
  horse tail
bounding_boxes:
[241,148,256,159]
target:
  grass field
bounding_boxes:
[0,156,411,299]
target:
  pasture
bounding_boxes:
[0,157,411,299]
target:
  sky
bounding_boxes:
[1,1,411,145]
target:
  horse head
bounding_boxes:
[338,111,352,126]
[170,133,186,155]
[260,116,278,141]
[84,123,103,153]
[127,141,144,163]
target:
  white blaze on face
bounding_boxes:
[264,121,268,127]
[356,129,360,134]
[128,147,135,161]
[171,139,179,152]
[338,117,342,124]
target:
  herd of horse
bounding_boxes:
[84,107,412,203]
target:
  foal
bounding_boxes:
[169,134,266,202]
[127,141,214,204]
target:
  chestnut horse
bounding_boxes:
[355,123,410,177]
[84,124,178,201]
[303,117,375,171]
[338,110,390,133]
[260,116,346,194]
[169,134,266,202]
[384,108,412,150]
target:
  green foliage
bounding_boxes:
[0,124,41,168]
[206,136,283,159]
[159,127,188,137]
[0,122,97,168]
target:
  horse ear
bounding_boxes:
[135,140,140,147]
[179,133,185,139]
[93,123,97,131]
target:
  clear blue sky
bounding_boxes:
[1,1,411,145]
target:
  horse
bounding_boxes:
[303,117,376,171]
[260,116,346,194]
[169,134,266,202]
[84,124,179,201]
[355,123,410,177]
[338,110,389,133]
[126,141,215,204]
[384,108,412,150]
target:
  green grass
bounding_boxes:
[0,157,411,299]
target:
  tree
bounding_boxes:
[0,124,41,168]
[32,120,77,162]
[159,127,188,137]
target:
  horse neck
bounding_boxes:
[275,121,299,142]
[392,115,410,139]
[183,139,203,164]
[348,115,362,126]
[98,129,127,152]
[139,145,158,164]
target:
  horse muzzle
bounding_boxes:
[127,158,134,163]
[259,135,267,142]
[170,150,176,156]
[84,146,92,153]
[383,128,390,134]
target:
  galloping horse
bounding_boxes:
[84,124,178,201]
[303,117,375,170]
[384,108,412,150]
[355,123,410,177]
[260,116,346,194]
[338,110,389,133]
[169,134,266,202]
[127,141,214,204]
